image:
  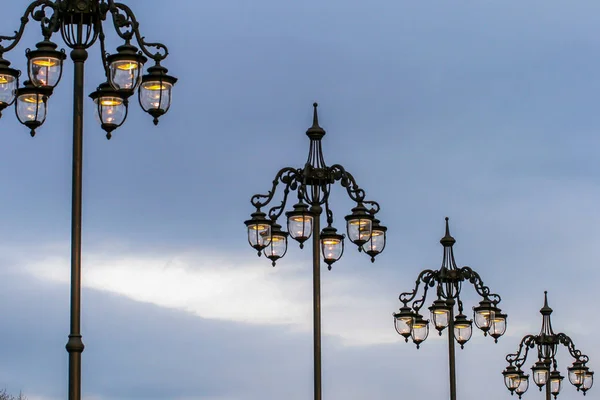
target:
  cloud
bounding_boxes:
[13,244,397,347]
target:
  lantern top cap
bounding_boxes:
[306,102,326,139]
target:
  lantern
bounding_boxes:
[15,80,52,136]
[0,56,20,117]
[107,43,147,91]
[429,298,451,334]
[286,201,313,247]
[26,40,65,89]
[364,217,387,262]
[89,81,130,139]
[344,203,373,248]
[244,211,272,255]
[138,62,177,125]
[320,225,344,269]
[263,223,288,266]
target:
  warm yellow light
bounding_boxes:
[433,310,449,315]
[290,216,311,223]
[322,239,341,245]
[100,98,122,106]
[32,58,59,67]
[116,62,139,71]
[250,224,269,231]
[271,236,285,242]
[455,323,470,329]
[22,95,43,104]
[371,230,384,236]
[144,82,167,91]
[349,219,369,226]
[0,75,15,84]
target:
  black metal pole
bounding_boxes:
[546,381,551,400]
[65,47,87,400]
[447,299,457,400]
[311,204,322,400]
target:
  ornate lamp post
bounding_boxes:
[244,103,386,400]
[0,2,176,400]
[393,218,507,400]
[503,292,594,400]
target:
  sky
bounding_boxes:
[0,0,599,399]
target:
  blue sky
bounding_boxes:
[0,1,599,399]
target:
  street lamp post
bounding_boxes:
[393,218,507,400]
[503,292,594,400]
[0,2,176,400]
[244,103,387,400]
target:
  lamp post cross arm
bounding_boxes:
[557,333,590,363]
[398,269,438,309]
[507,334,538,368]
[329,164,366,203]
[107,1,169,62]
[250,167,300,211]
[0,0,58,53]
[459,266,502,305]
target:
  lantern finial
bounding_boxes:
[306,102,326,139]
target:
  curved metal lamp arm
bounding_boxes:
[96,15,110,78]
[0,0,58,54]
[399,269,437,308]
[507,334,537,368]
[330,164,366,203]
[456,296,465,314]
[108,1,169,62]
[324,198,334,226]
[250,167,300,210]
[460,266,502,305]
[267,179,293,221]
[363,200,381,216]
[557,333,590,363]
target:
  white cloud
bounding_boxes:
[14,244,398,347]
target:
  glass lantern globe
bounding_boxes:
[107,43,147,91]
[320,226,344,269]
[549,370,564,398]
[568,361,591,389]
[0,56,20,116]
[429,299,451,334]
[503,366,522,392]
[364,217,386,262]
[532,360,551,389]
[581,370,594,394]
[26,40,65,89]
[344,203,373,248]
[15,80,52,136]
[453,313,473,348]
[473,298,500,334]
[89,82,129,139]
[263,223,288,266]
[244,211,272,254]
[393,306,414,342]
[516,372,530,399]
[138,62,177,125]
[410,314,429,349]
[286,202,313,247]
[490,312,507,342]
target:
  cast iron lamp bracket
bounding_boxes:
[504,292,593,398]
[246,103,385,267]
[395,217,505,348]
[0,0,176,135]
